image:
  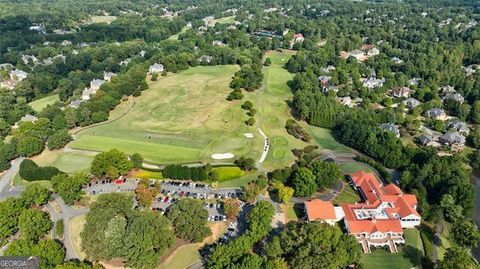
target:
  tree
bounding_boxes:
[131,153,143,168]
[235,157,255,171]
[122,211,175,269]
[241,101,253,110]
[47,130,72,150]
[21,184,50,206]
[245,117,255,126]
[272,222,361,269]
[242,180,262,204]
[5,239,65,269]
[451,220,480,249]
[19,159,62,181]
[91,149,133,179]
[134,184,154,207]
[264,58,272,66]
[309,160,342,189]
[18,208,53,242]
[16,136,44,157]
[223,198,240,219]
[51,173,89,205]
[438,246,477,269]
[0,198,23,245]
[291,167,317,197]
[271,181,294,204]
[166,199,211,242]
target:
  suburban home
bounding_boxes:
[440,85,456,95]
[90,79,106,91]
[408,78,421,86]
[390,87,411,98]
[10,69,29,81]
[61,40,72,46]
[366,47,380,56]
[447,120,470,135]
[363,77,385,89]
[21,55,39,65]
[443,92,465,104]
[0,79,17,90]
[212,40,225,46]
[318,76,332,86]
[304,199,344,225]
[12,114,38,129]
[424,108,447,121]
[391,57,404,64]
[69,99,83,109]
[416,134,438,147]
[439,131,466,147]
[198,55,213,64]
[348,49,367,62]
[0,63,14,70]
[379,123,400,138]
[343,172,421,253]
[149,63,164,74]
[103,71,116,82]
[293,33,305,43]
[120,58,131,66]
[402,98,421,109]
[337,96,353,108]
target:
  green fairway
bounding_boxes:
[29,95,60,113]
[256,50,309,170]
[212,166,245,181]
[70,65,263,164]
[33,150,93,174]
[307,126,352,153]
[211,16,235,25]
[217,172,259,188]
[168,26,189,40]
[361,229,424,269]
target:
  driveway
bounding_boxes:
[0,157,25,201]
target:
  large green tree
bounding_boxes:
[166,199,211,242]
[51,173,89,205]
[451,220,480,249]
[291,167,317,197]
[18,208,53,242]
[91,149,133,179]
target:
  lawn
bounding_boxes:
[340,162,375,174]
[87,15,117,24]
[28,95,59,113]
[70,65,263,165]
[332,180,359,205]
[256,50,309,170]
[168,26,189,40]
[69,215,87,261]
[212,166,245,181]
[12,172,52,189]
[32,150,94,174]
[210,16,235,25]
[307,126,352,153]
[159,222,227,269]
[437,221,453,259]
[129,169,163,180]
[281,202,298,221]
[217,171,259,188]
[361,229,424,269]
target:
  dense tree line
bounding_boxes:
[162,164,208,181]
[19,159,63,181]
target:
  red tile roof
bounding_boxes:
[305,199,336,221]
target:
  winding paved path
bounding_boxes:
[0,157,25,201]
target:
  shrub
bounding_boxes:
[19,159,62,181]
[55,220,64,238]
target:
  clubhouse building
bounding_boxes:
[304,171,421,253]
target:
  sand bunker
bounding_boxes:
[211,153,235,159]
[243,133,254,138]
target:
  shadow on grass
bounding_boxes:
[402,245,423,268]
[293,203,305,220]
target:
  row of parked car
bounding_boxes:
[208,215,227,221]
[162,181,211,189]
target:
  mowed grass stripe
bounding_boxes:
[70,135,203,163]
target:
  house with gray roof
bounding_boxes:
[447,120,470,135]
[10,69,29,81]
[13,114,38,129]
[402,98,421,109]
[0,63,14,70]
[443,92,465,104]
[440,85,456,95]
[198,55,213,64]
[416,134,437,147]
[90,79,106,90]
[379,123,400,138]
[363,77,385,89]
[439,131,466,146]
[0,79,17,90]
[104,72,116,82]
[69,99,84,109]
[424,108,447,121]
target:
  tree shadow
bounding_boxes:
[293,203,305,220]
[402,245,423,268]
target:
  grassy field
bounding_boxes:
[210,16,235,25]
[437,221,453,259]
[340,162,376,174]
[307,126,352,153]
[129,169,163,179]
[29,95,59,113]
[332,180,359,205]
[281,202,298,222]
[87,16,117,24]
[12,172,51,189]
[70,65,263,165]
[32,150,94,174]
[212,166,245,181]
[256,50,309,170]
[159,222,227,269]
[217,171,259,188]
[168,26,189,40]
[361,229,424,269]
[69,215,87,261]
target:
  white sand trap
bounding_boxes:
[211,153,235,159]
[243,133,254,138]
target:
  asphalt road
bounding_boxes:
[0,157,25,201]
